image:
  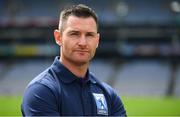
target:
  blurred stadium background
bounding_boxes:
[0,0,180,116]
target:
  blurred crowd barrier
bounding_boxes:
[0,0,180,97]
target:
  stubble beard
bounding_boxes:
[60,46,96,67]
[61,51,91,67]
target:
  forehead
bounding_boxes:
[64,15,97,32]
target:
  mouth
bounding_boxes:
[75,50,89,53]
[74,50,90,56]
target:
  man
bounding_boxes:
[21,4,126,116]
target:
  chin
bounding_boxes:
[77,59,89,64]
[74,56,91,62]
[71,55,93,65]
[73,59,90,65]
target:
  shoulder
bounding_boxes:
[26,68,60,96]
[101,82,120,100]
[22,68,60,108]
[22,69,60,115]
[89,73,118,97]
[101,82,116,95]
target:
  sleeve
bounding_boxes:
[102,83,126,116]
[111,90,127,116]
[21,83,60,116]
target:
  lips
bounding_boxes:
[74,50,90,56]
[74,50,89,53]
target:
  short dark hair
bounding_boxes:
[59,4,98,33]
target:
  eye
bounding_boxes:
[86,33,96,38]
[68,31,80,38]
[70,32,78,36]
[87,34,93,37]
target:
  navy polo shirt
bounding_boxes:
[21,56,126,116]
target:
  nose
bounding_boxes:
[78,35,87,47]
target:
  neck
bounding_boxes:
[60,57,89,78]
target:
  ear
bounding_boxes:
[54,29,62,46]
[96,33,100,48]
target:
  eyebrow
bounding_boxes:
[67,30,79,33]
[67,30,97,34]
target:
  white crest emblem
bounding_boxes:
[93,93,108,115]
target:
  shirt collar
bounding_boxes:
[51,56,97,84]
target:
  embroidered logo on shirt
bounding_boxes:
[93,93,108,115]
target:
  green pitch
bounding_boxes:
[0,96,180,116]
[122,97,180,116]
[0,96,22,116]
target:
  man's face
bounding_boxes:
[59,16,99,65]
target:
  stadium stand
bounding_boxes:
[0,0,180,96]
